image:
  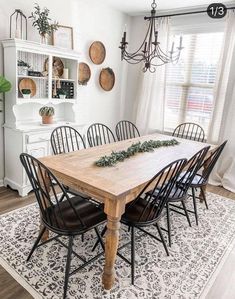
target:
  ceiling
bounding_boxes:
[102,0,234,15]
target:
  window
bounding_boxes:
[164,32,224,136]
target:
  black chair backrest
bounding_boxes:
[115,120,140,141]
[173,146,210,198]
[51,126,86,155]
[20,153,85,233]
[197,141,227,184]
[126,158,188,223]
[87,123,116,147]
[172,122,205,142]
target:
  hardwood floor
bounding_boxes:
[0,187,35,299]
[0,185,234,299]
[0,186,35,216]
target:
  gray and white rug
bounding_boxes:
[1,192,235,299]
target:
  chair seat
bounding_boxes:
[147,186,187,203]
[121,197,164,226]
[190,174,206,187]
[177,171,206,188]
[45,196,106,235]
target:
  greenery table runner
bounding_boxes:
[95,139,179,167]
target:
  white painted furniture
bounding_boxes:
[2,39,86,196]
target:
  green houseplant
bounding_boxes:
[29,3,58,44]
[39,106,55,124]
[0,75,11,112]
[21,89,31,99]
[57,88,67,99]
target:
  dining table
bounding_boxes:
[40,133,213,290]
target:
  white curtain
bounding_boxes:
[134,17,170,135]
[208,11,235,192]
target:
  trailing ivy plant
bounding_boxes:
[0,75,11,112]
[95,139,179,167]
[29,3,58,37]
[0,76,11,93]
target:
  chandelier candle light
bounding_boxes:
[119,0,183,72]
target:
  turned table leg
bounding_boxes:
[40,223,49,241]
[199,154,211,203]
[199,185,206,203]
[102,215,121,289]
[102,197,126,290]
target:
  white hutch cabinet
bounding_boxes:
[2,39,86,196]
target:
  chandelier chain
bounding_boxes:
[151,0,157,9]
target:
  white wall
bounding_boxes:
[0,0,128,183]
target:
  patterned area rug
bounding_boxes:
[1,192,235,299]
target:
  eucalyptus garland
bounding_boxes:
[95,139,179,167]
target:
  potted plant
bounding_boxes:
[17,60,31,76]
[57,88,67,99]
[0,75,11,112]
[39,106,55,124]
[21,89,31,99]
[29,4,58,44]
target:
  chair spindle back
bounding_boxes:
[172,122,205,142]
[115,120,140,141]
[87,123,116,147]
[51,126,86,155]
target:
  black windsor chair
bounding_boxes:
[189,141,227,210]
[118,158,187,284]
[160,146,210,246]
[20,153,106,299]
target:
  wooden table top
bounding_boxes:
[40,133,211,202]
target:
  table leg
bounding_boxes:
[199,154,211,202]
[199,185,206,203]
[102,197,126,290]
[40,222,49,241]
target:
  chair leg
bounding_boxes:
[94,227,105,251]
[81,234,84,242]
[156,222,169,256]
[27,226,46,262]
[192,187,199,225]
[200,187,209,210]
[63,236,73,299]
[92,226,107,252]
[166,203,172,247]
[181,200,192,227]
[131,226,135,285]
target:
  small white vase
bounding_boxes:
[22,94,31,99]
[18,66,28,76]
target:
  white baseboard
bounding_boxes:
[0,179,3,187]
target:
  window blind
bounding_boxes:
[164,32,224,136]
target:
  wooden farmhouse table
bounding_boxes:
[40,133,212,290]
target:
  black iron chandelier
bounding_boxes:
[119,0,183,73]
